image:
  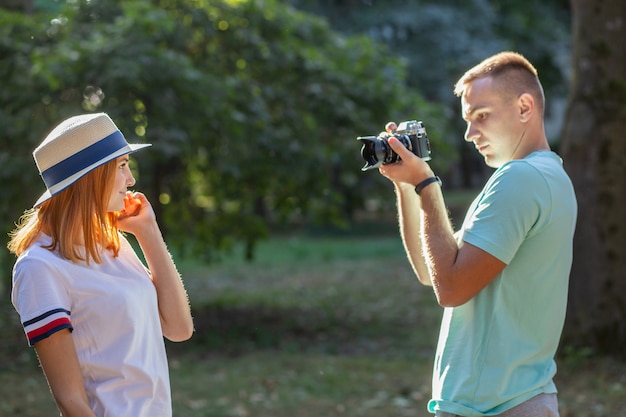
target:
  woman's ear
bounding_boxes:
[518,93,534,122]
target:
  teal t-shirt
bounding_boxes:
[428,151,577,416]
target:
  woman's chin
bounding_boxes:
[107,201,125,213]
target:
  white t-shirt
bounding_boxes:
[12,233,172,417]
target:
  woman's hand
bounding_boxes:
[117,191,157,237]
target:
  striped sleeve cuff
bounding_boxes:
[23,308,73,346]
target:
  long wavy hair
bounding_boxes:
[8,158,121,264]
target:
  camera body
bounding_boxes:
[357,120,431,171]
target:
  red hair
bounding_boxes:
[8,159,122,264]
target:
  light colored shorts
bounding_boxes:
[435,393,559,417]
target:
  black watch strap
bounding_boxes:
[414,176,442,195]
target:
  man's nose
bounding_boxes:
[464,123,478,142]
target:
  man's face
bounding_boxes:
[461,76,526,168]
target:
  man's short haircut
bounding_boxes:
[454,51,545,113]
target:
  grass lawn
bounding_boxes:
[1,234,625,416]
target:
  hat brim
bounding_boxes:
[34,143,151,207]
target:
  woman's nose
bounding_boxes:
[126,172,136,187]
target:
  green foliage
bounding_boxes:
[0,0,447,275]
[0,0,572,279]
[289,0,571,102]
[287,0,571,186]
[0,11,61,295]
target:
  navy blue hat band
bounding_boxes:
[41,130,127,188]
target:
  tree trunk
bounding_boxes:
[560,0,626,357]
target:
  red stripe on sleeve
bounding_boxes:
[27,317,72,340]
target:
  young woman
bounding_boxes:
[9,113,194,417]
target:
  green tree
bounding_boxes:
[1,0,447,272]
[287,0,571,187]
[0,10,59,295]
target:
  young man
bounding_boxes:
[379,52,577,416]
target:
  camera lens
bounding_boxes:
[357,120,431,172]
[357,136,396,170]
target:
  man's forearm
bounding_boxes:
[418,184,460,303]
[396,183,433,286]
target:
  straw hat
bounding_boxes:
[33,113,151,207]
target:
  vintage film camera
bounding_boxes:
[357,120,431,171]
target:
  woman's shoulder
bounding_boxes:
[15,234,63,270]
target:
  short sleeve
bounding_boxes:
[461,161,546,264]
[11,253,73,346]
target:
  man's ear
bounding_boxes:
[518,93,534,122]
